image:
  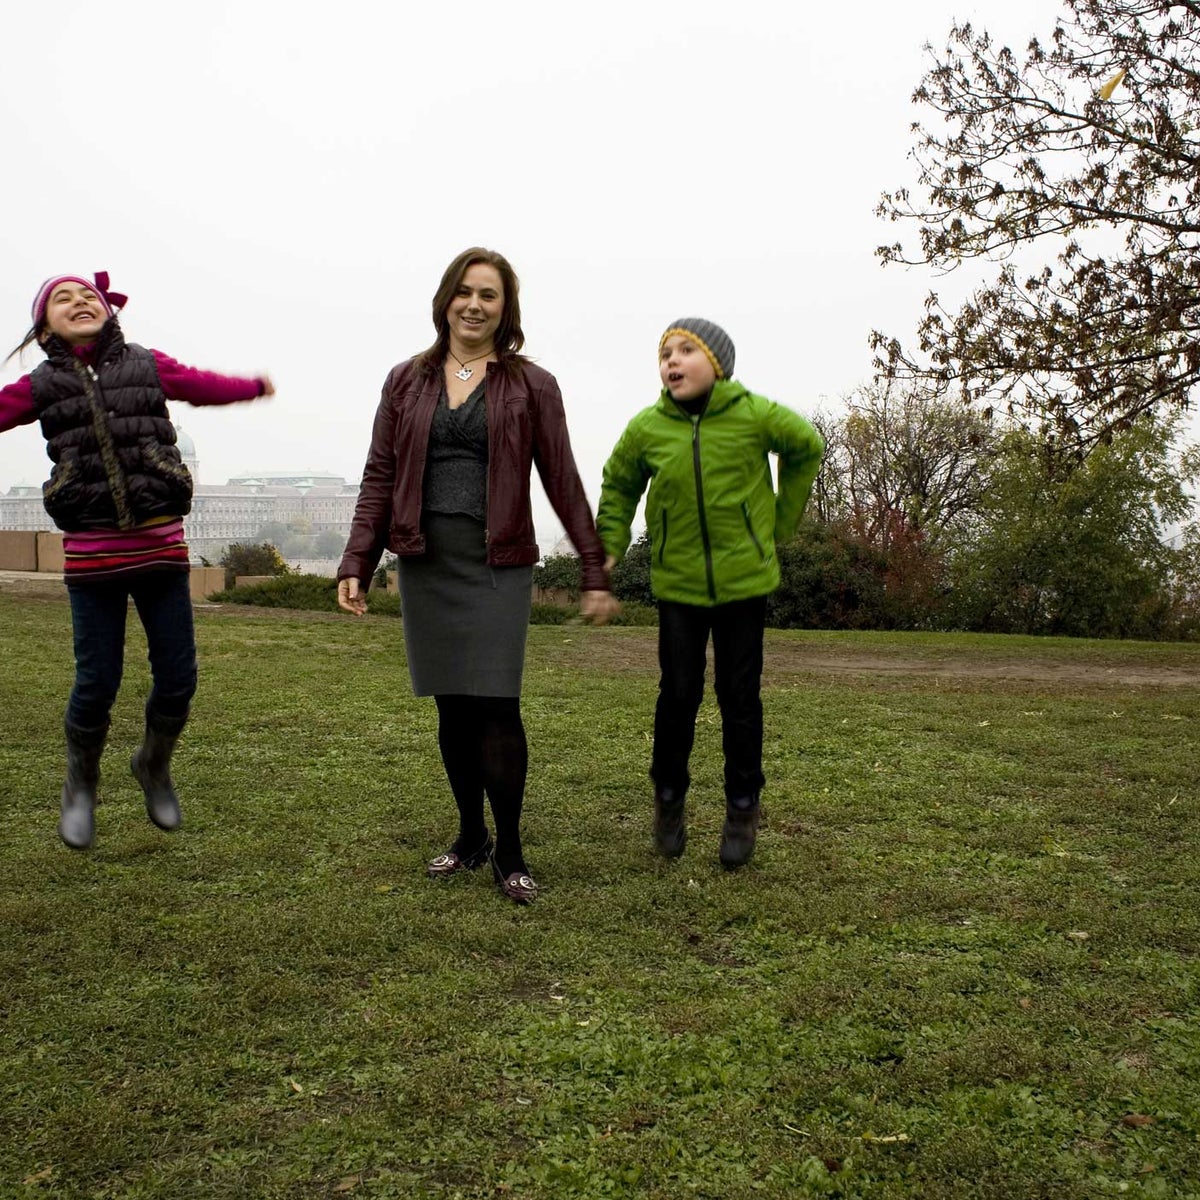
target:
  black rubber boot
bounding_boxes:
[131,709,187,832]
[59,721,107,850]
[653,786,688,858]
[719,795,760,869]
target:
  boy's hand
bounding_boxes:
[337,577,368,616]
[260,375,276,396]
[604,555,617,572]
[581,590,620,626]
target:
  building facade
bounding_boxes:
[0,425,361,566]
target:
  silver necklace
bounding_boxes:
[449,351,490,382]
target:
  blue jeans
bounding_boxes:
[652,595,768,801]
[66,572,197,732]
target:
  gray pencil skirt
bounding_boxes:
[397,511,533,698]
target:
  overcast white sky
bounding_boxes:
[1,0,1061,539]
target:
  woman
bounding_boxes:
[337,248,616,904]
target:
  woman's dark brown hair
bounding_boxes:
[415,247,525,376]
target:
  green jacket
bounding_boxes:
[598,379,825,606]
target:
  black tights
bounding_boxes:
[434,694,528,877]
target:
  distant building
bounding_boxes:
[0,425,361,565]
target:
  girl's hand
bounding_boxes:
[260,375,276,396]
[337,577,368,616]
[581,590,620,626]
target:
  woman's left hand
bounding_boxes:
[580,590,620,626]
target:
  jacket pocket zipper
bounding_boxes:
[145,444,193,485]
[43,457,76,501]
[742,501,767,561]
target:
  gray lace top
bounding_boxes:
[423,380,488,520]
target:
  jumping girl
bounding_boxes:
[0,272,274,849]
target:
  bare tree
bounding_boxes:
[874,0,1200,449]
[818,387,996,547]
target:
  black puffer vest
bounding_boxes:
[31,319,193,531]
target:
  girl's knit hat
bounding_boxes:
[32,271,127,327]
[659,317,735,380]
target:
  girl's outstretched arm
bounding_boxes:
[0,375,36,434]
[152,352,272,406]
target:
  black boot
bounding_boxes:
[60,721,107,850]
[719,795,760,869]
[653,786,688,858]
[131,709,187,832]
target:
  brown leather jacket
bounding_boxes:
[338,356,608,591]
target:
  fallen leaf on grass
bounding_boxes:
[22,1167,55,1185]
[782,1123,809,1136]
[1066,931,1090,941]
[334,1176,362,1193]
[1018,997,1032,1010]
[289,1078,304,1093]
[1122,1114,1155,1128]
[375,884,393,893]
[861,1132,910,1143]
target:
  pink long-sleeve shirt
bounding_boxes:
[0,348,266,432]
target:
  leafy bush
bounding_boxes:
[218,542,290,589]
[208,574,401,617]
[528,601,657,627]
[769,522,889,630]
[611,533,654,606]
[533,553,581,598]
[373,552,398,590]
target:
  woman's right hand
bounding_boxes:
[337,577,368,616]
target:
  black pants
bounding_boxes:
[652,595,767,801]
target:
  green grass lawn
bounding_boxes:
[1,592,1198,1199]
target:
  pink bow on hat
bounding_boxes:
[32,272,129,325]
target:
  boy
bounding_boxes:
[597,318,824,868]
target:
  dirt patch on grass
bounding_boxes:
[765,647,1200,689]
[542,626,1200,689]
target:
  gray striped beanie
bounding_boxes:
[659,317,735,380]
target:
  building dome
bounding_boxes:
[174,425,200,482]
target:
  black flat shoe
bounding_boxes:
[490,853,538,904]
[427,834,494,878]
